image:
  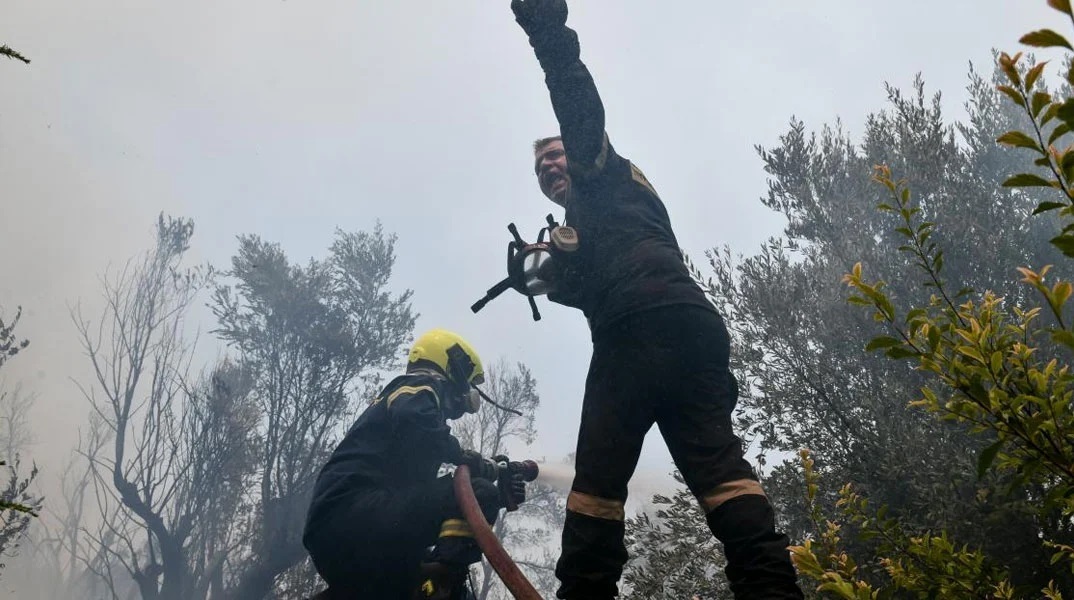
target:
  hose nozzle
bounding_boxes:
[511,460,539,482]
[496,459,540,513]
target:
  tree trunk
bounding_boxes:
[226,541,306,600]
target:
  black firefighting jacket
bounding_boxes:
[534,23,717,334]
[303,372,465,597]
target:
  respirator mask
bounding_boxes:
[470,214,579,321]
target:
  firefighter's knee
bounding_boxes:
[567,490,626,522]
[697,477,767,514]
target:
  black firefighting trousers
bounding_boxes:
[554,305,804,600]
[304,477,454,599]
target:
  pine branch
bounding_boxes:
[1,45,30,65]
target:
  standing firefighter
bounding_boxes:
[303,329,525,599]
[506,1,805,598]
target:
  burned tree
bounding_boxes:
[0,382,36,463]
[0,306,42,576]
[27,415,114,600]
[0,307,29,368]
[182,362,260,599]
[71,214,259,599]
[65,215,415,599]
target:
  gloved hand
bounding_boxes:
[503,473,527,507]
[426,536,482,571]
[470,476,503,525]
[510,0,579,72]
[459,449,498,481]
[510,0,568,39]
[438,474,503,526]
[488,455,527,509]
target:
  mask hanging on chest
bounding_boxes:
[470,214,579,321]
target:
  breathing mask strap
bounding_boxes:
[471,384,523,417]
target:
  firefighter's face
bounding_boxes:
[535,140,570,206]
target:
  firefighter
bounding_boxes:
[507,1,806,598]
[302,328,525,599]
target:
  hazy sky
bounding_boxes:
[0,0,1060,511]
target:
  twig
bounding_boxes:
[0,45,29,65]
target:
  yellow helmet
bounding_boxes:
[407,328,485,388]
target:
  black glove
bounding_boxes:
[510,0,568,38]
[491,454,510,465]
[510,0,579,72]
[470,476,503,526]
[459,449,498,481]
[438,474,502,526]
[504,473,527,507]
[427,536,482,571]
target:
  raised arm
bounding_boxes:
[512,0,611,179]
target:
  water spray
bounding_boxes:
[532,462,575,495]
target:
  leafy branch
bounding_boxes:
[994,0,1074,256]
[819,3,1074,596]
[788,450,878,600]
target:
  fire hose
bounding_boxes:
[453,463,543,600]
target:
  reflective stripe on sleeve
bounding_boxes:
[385,385,439,409]
[438,518,475,538]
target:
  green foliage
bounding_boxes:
[788,450,878,600]
[640,2,1074,597]
[839,186,1074,598]
[811,1,1074,596]
[790,451,1022,599]
[623,471,730,599]
[846,156,1074,527]
[694,54,1070,592]
[990,46,1074,256]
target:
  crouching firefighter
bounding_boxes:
[302,329,527,599]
